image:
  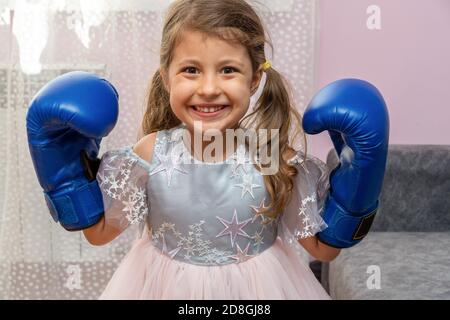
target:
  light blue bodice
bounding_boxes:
[98,124,329,267]
[145,125,277,266]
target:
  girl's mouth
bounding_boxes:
[190,105,230,118]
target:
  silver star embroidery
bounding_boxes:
[229,162,246,180]
[161,233,182,259]
[107,154,119,162]
[296,193,320,239]
[170,128,184,142]
[216,209,252,248]
[250,197,269,224]
[122,198,137,215]
[149,151,188,187]
[107,176,121,191]
[233,173,261,199]
[252,230,264,247]
[230,242,253,263]
[229,145,248,179]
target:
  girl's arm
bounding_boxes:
[298,236,341,262]
[82,132,157,246]
[282,148,340,262]
[281,148,341,262]
[82,216,122,246]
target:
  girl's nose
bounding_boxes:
[197,74,221,97]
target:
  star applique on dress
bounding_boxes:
[149,151,188,187]
[230,242,253,263]
[296,194,322,239]
[161,233,183,259]
[229,161,246,180]
[249,197,276,228]
[250,198,269,223]
[229,144,248,179]
[216,209,252,248]
[233,173,261,199]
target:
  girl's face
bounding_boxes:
[161,29,262,135]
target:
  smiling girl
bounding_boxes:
[84,0,338,299]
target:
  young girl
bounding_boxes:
[83,0,340,299]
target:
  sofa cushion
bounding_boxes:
[328,232,450,299]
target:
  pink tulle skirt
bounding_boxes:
[99,231,331,300]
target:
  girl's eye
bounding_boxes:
[222,66,237,74]
[183,67,198,74]
[182,66,237,74]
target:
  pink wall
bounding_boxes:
[310,0,450,161]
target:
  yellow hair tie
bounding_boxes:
[262,60,271,72]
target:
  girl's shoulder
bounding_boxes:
[131,124,181,167]
[133,132,158,165]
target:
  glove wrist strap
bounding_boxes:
[44,180,104,231]
[318,194,377,248]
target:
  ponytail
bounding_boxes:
[241,66,304,220]
[141,69,180,135]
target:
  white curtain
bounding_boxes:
[0,0,318,299]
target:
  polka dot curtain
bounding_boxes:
[0,0,317,299]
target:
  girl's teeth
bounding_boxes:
[194,105,225,113]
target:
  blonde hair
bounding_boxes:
[141,0,306,220]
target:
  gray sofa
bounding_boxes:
[321,145,450,299]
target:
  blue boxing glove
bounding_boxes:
[303,79,389,248]
[26,71,119,231]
